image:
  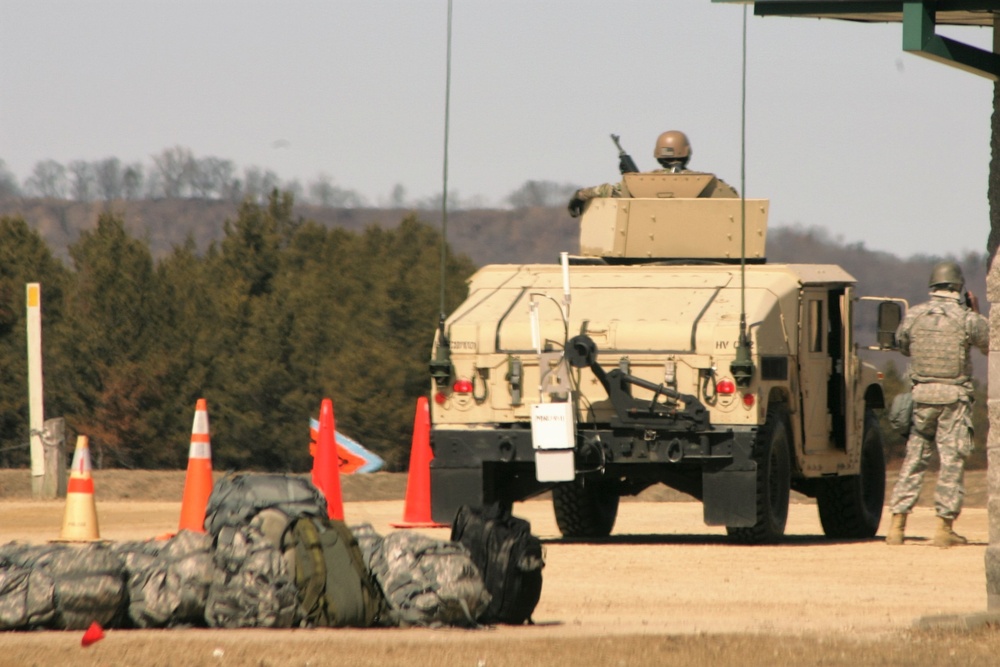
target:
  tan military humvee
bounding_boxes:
[428,173,887,543]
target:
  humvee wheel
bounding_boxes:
[727,405,791,544]
[817,409,886,539]
[552,480,619,538]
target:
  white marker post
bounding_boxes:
[26,283,45,497]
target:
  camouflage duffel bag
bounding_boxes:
[0,542,127,630]
[0,551,55,630]
[352,523,490,628]
[203,473,328,536]
[205,524,297,628]
[113,530,214,628]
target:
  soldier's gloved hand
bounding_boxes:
[567,194,585,218]
[965,290,980,313]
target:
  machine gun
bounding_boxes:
[611,134,639,174]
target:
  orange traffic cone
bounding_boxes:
[58,435,101,541]
[178,398,214,533]
[313,398,344,520]
[392,397,447,528]
[81,620,104,647]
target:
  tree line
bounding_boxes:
[0,188,987,471]
[0,192,475,471]
[0,151,577,210]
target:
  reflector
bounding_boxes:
[716,379,736,395]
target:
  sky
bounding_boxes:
[0,1,994,259]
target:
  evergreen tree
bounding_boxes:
[0,197,476,472]
[202,192,301,469]
[0,217,70,466]
[62,213,164,468]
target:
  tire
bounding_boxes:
[552,480,619,538]
[816,409,886,539]
[727,405,792,544]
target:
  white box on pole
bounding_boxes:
[530,402,574,450]
[530,402,575,482]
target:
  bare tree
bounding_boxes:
[95,157,124,201]
[0,161,19,200]
[68,160,96,201]
[122,163,144,200]
[242,166,280,203]
[387,183,408,208]
[25,160,67,199]
[307,174,366,208]
[308,174,336,206]
[221,177,243,203]
[191,156,235,198]
[415,190,465,211]
[284,178,304,202]
[506,180,577,208]
[151,146,195,198]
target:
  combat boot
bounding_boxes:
[885,513,906,546]
[933,516,968,548]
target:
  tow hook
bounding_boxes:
[666,439,684,463]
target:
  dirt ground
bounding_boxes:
[1,469,999,666]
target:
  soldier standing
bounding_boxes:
[886,261,988,547]
[567,130,737,217]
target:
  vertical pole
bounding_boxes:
[985,13,1000,611]
[26,283,46,497]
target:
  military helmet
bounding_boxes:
[653,131,691,162]
[928,261,964,291]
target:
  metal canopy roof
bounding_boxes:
[745,1,996,27]
[716,1,1000,78]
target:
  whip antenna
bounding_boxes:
[430,0,455,388]
[730,2,755,387]
[439,0,453,317]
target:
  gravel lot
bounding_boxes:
[0,469,998,666]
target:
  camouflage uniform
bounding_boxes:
[888,290,988,520]
[573,166,739,203]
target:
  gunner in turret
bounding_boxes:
[568,130,738,217]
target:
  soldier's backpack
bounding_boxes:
[451,504,544,625]
[204,524,298,628]
[113,530,214,628]
[0,542,127,630]
[908,305,968,381]
[351,523,490,628]
[282,515,388,628]
[203,473,328,535]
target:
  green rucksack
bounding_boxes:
[286,516,389,628]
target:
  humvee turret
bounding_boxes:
[428,172,887,543]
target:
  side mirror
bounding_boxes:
[877,301,903,350]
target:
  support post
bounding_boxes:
[987,258,1000,609]
[41,418,66,498]
[986,14,1000,612]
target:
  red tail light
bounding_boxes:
[716,379,736,395]
[453,379,474,394]
[742,393,756,407]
